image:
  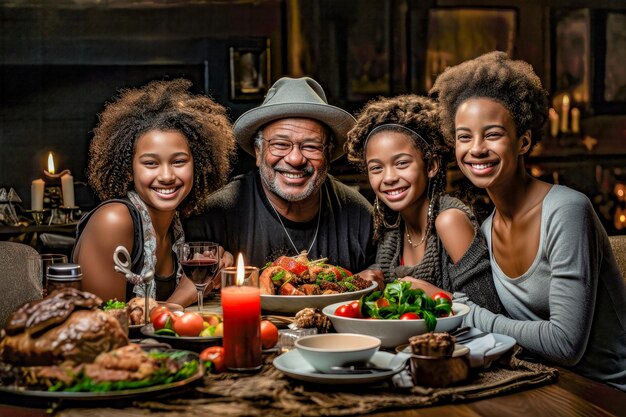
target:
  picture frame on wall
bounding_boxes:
[229,38,270,102]
[346,0,390,101]
[551,8,591,109]
[422,8,517,92]
[592,10,626,114]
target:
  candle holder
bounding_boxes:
[59,206,80,224]
[26,209,48,226]
[221,265,262,372]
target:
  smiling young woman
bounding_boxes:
[344,94,504,315]
[72,79,236,306]
[430,51,626,391]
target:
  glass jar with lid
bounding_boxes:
[46,263,83,294]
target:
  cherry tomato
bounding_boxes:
[149,305,171,323]
[172,312,205,337]
[399,312,421,320]
[200,346,225,373]
[260,320,279,349]
[375,297,390,308]
[152,311,175,331]
[432,292,452,303]
[334,304,359,318]
[349,300,362,318]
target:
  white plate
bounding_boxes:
[273,350,406,385]
[261,282,377,314]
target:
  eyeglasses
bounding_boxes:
[264,139,326,160]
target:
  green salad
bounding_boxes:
[360,281,453,331]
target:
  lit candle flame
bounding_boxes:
[47,152,55,174]
[236,253,245,286]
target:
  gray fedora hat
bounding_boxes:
[233,76,356,162]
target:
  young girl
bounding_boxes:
[72,79,237,306]
[430,51,626,390]
[345,95,503,313]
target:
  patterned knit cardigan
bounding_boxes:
[373,195,504,314]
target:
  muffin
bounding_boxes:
[409,332,455,357]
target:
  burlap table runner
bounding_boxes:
[57,347,558,417]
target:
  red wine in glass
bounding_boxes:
[178,242,219,312]
[181,259,219,286]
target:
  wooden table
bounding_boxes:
[1,296,624,416]
[0,357,623,416]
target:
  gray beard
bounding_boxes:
[260,165,328,202]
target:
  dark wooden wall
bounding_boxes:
[1,0,626,232]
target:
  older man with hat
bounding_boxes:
[184,77,378,279]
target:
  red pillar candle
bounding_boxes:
[221,255,262,371]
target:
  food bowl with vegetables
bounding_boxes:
[259,254,378,313]
[322,281,469,348]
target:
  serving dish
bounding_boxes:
[273,350,405,385]
[0,347,202,401]
[128,301,184,337]
[261,282,377,314]
[322,302,469,348]
[140,324,221,352]
[294,333,381,373]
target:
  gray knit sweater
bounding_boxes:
[374,195,504,314]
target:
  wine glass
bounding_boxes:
[178,242,220,312]
[27,253,68,297]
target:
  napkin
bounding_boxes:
[462,333,498,368]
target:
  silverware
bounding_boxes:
[455,330,489,344]
[450,326,471,338]
[323,363,393,374]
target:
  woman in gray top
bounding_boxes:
[430,51,626,391]
[345,95,503,314]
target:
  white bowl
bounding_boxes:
[260,282,377,313]
[322,302,470,348]
[294,333,381,373]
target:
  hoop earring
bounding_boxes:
[375,197,400,229]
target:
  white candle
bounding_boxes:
[561,94,570,133]
[31,179,44,211]
[571,108,581,134]
[549,108,559,138]
[61,172,75,207]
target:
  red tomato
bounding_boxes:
[432,292,452,303]
[375,297,390,308]
[399,312,421,320]
[260,320,279,349]
[338,266,353,277]
[152,311,175,331]
[334,304,359,318]
[172,312,205,337]
[149,305,171,323]
[349,300,362,318]
[272,256,308,275]
[200,346,225,373]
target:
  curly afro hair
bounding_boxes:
[429,51,548,151]
[88,78,237,218]
[345,95,450,241]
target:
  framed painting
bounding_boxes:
[551,9,591,109]
[592,10,626,113]
[423,8,517,92]
[229,38,270,102]
[346,0,390,101]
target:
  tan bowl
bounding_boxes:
[409,345,470,388]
